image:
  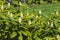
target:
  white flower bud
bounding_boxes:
[28,20,31,25]
[36,15,38,18]
[19,2,22,6]
[56,10,58,16]
[8,3,10,6]
[19,17,22,23]
[51,22,53,27]
[20,13,23,18]
[1,5,4,10]
[39,10,41,14]
[48,21,50,25]
[56,35,60,40]
[58,28,60,30]
[10,13,13,17]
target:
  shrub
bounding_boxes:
[0,1,60,40]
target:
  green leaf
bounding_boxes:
[34,34,42,40]
[18,31,23,40]
[28,0,32,3]
[44,37,55,40]
[0,33,1,36]
[21,30,31,36]
[10,32,17,38]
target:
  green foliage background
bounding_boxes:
[0,0,60,40]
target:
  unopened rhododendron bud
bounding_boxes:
[58,28,60,30]
[19,2,22,6]
[36,15,38,18]
[8,3,10,6]
[56,10,58,16]
[51,22,53,27]
[10,13,13,17]
[28,20,31,25]
[48,21,50,25]
[56,35,60,40]
[1,5,4,10]
[39,10,41,14]
[20,12,23,18]
[19,17,22,23]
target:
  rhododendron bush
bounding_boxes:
[0,0,60,40]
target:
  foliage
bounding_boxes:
[0,1,60,40]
